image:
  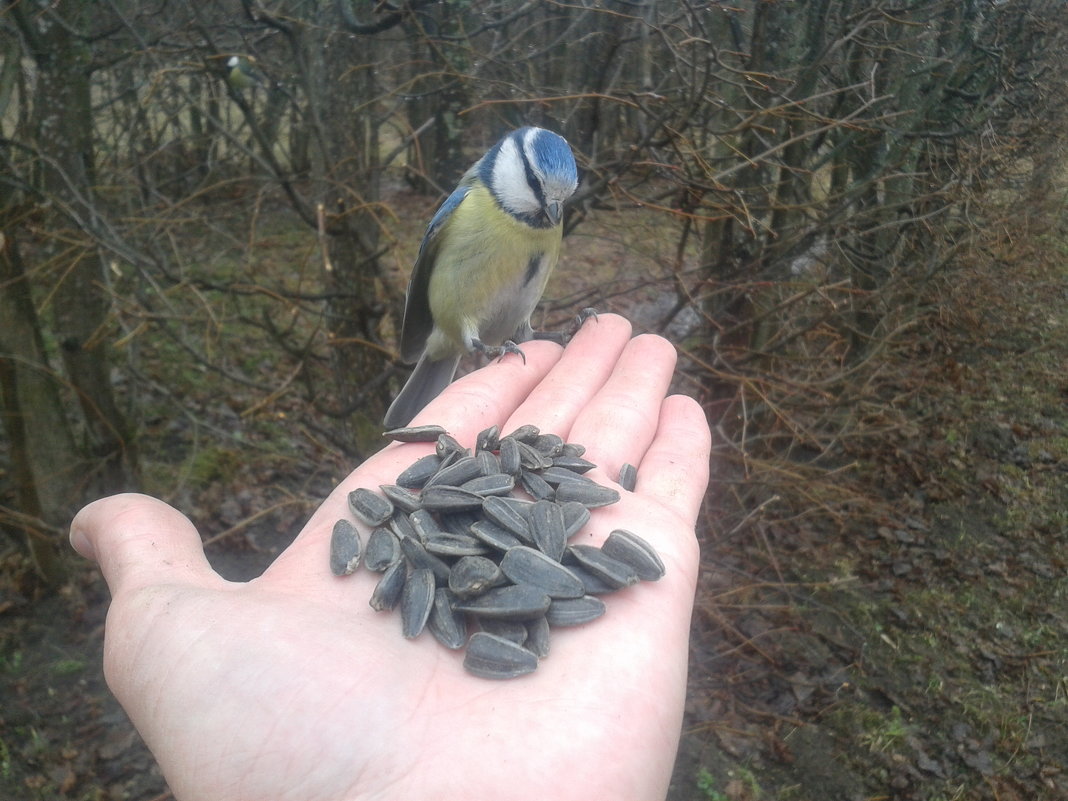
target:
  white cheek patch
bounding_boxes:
[491,137,540,216]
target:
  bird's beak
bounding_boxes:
[545,201,563,226]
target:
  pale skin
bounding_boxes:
[70,314,711,801]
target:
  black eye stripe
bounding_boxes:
[517,134,546,207]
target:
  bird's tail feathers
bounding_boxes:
[383,353,462,429]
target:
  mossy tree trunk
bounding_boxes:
[4,0,139,542]
[0,209,78,584]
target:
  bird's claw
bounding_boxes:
[473,338,527,365]
[571,307,599,335]
[499,339,527,365]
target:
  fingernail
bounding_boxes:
[69,527,96,561]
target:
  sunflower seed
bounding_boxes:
[601,529,665,581]
[518,469,555,501]
[517,441,553,470]
[505,424,540,444]
[530,500,566,561]
[462,473,516,497]
[329,519,362,576]
[491,495,536,520]
[482,496,533,539]
[448,555,504,598]
[399,535,452,582]
[364,527,400,571]
[500,546,585,598]
[475,449,501,476]
[420,484,485,511]
[383,424,448,443]
[427,588,467,650]
[426,532,487,558]
[406,508,440,542]
[369,560,406,611]
[348,488,393,527]
[554,481,620,508]
[531,433,564,457]
[396,454,443,488]
[560,501,591,538]
[479,618,529,645]
[566,563,620,595]
[425,455,483,489]
[525,616,551,658]
[470,520,525,552]
[401,568,436,638]
[565,544,639,589]
[498,436,521,475]
[379,484,423,514]
[435,433,467,459]
[476,424,500,453]
[560,442,586,458]
[438,510,479,537]
[550,455,597,474]
[437,448,462,470]
[617,462,638,492]
[546,595,606,626]
[463,632,538,680]
[540,466,597,487]
[452,584,552,620]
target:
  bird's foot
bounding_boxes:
[530,307,600,346]
[472,338,527,365]
[572,307,599,332]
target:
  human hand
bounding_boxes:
[70,314,711,801]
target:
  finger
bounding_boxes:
[407,337,566,447]
[565,332,679,476]
[634,394,711,528]
[568,394,709,588]
[504,313,634,435]
[70,493,226,597]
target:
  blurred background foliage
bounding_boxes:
[0,0,1063,587]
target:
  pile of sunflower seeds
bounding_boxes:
[329,423,664,679]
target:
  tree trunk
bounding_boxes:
[20,0,139,496]
[0,220,77,584]
[299,17,394,444]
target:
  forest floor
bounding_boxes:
[1,192,1066,800]
[671,200,1068,801]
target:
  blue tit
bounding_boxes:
[383,126,579,428]
[226,56,265,90]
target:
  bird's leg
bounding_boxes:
[529,307,600,345]
[471,338,527,365]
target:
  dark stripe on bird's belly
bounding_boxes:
[524,253,545,286]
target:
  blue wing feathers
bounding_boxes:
[424,185,469,243]
[399,185,470,363]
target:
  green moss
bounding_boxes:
[187,445,244,485]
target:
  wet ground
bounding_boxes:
[2,208,1067,801]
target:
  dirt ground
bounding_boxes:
[2,204,1067,800]
[669,211,1068,800]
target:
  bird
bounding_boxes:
[383,126,579,429]
[226,56,267,90]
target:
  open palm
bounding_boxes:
[71,315,710,801]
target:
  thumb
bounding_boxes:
[70,493,226,596]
